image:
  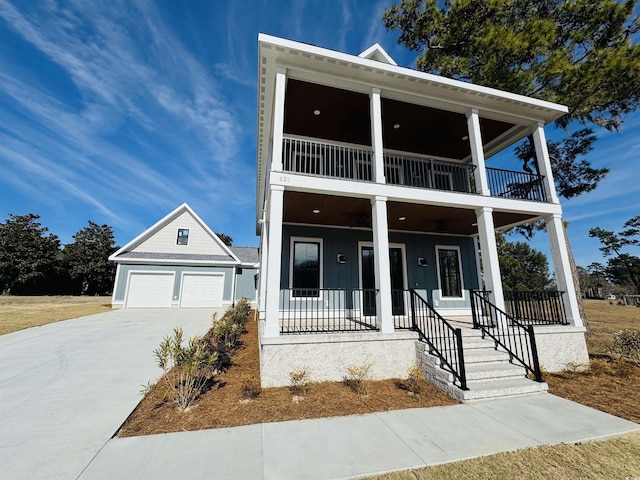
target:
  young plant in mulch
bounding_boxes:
[395,364,426,399]
[240,373,262,402]
[154,327,218,410]
[289,368,311,403]
[343,363,372,396]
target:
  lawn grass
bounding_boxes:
[582,299,639,356]
[0,295,112,335]
[369,431,640,480]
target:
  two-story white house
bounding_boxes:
[255,34,588,400]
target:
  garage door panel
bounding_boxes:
[126,273,174,308]
[180,274,224,308]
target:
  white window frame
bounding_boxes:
[176,228,190,246]
[435,245,465,300]
[289,236,323,299]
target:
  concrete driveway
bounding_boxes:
[0,308,218,480]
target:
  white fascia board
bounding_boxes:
[110,203,241,263]
[113,258,240,266]
[258,34,568,116]
[270,173,563,217]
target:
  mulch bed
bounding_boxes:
[117,313,458,437]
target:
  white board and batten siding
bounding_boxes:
[130,210,229,256]
[125,272,174,308]
[180,273,225,308]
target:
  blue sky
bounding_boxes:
[0,0,637,269]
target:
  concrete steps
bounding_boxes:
[416,330,547,402]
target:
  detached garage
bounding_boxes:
[110,204,258,309]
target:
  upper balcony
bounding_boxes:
[282,136,549,203]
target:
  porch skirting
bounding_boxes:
[259,321,419,387]
[532,325,589,372]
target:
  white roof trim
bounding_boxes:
[358,43,397,66]
[109,203,241,263]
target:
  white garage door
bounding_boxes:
[180,273,224,308]
[125,272,174,308]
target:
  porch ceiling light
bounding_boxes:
[312,209,320,214]
[393,123,400,129]
[313,109,321,116]
[462,135,469,141]
[398,216,406,221]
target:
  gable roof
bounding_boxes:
[110,203,241,265]
[358,43,397,65]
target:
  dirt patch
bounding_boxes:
[117,316,457,437]
[0,295,112,335]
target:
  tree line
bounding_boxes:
[0,214,117,296]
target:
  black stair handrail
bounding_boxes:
[409,289,467,390]
[470,290,543,382]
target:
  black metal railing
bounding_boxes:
[392,289,412,329]
[283,137,373,182]
[384,152,476,193]
[410,289,468,390]
[470,290,543,382]
[504,290,568,325]
[279,288,378,334]
[486,167,547,202]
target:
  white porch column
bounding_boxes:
[370,88,386,184]
[264,186,284,337]
[270,67,287,172]
[467,109,490,195]
[545,213,583,327]
[258,213,268,319]
[532,122,559,204]
[475,207,505,311]
[371,196,394,333]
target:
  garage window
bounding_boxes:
[177,229,189,245]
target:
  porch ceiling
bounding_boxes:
[283,191,541,235]
[284,79,516,160]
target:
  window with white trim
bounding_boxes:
[436,246,463,298]
[291,239,321,297]
[177,229,189,245]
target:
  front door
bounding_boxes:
[360,246,405,316]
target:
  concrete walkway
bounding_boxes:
[0,309,217,480]
[79,394,639,480]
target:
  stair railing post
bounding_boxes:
[455,328,468,390]
[409,288,417,331]
[527,325,543,382]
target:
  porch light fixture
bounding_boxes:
[417,257,428,267]
[312,209,320,214]
[393,123,400,129]
[313,109,321,116]
[398,216,406,221]
[337,253,346,264]
[462,135,469,141]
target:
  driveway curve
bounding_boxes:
[0,308,217,480]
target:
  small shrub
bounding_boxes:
[609,329,640,366]
[343,363,372,396]
[210,301,251,349]
[154,327,218,410]
[139,380,156,398]
[240,374,261,400]
[400,364,425,396]
[289,368,311,396]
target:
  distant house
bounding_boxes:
[254,34,589,400]
[109,203,258,309]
